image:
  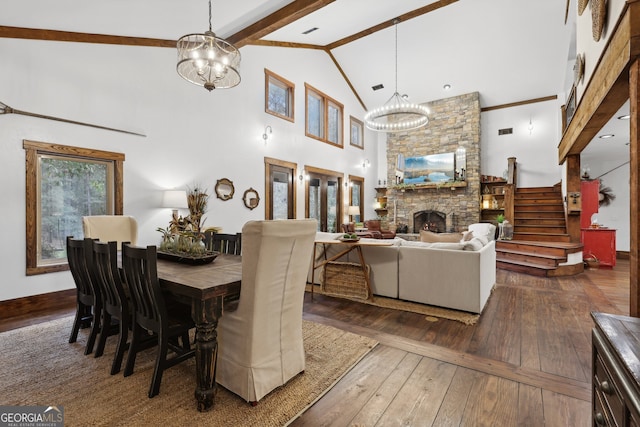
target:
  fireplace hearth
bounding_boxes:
[413,210,446,233]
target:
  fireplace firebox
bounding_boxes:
[413,210,446,233]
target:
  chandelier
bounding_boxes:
[176,1,241,91]
[364,21,429,132]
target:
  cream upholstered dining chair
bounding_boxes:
[82,215,138,247]
[216,219,317,404]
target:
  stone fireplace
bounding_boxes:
[385,92,481,232]
[413,210,446,233]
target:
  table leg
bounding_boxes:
[192,297,223,412]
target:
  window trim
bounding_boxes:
[304,83,344,148]
[349,116,364,149]
[265,68,295,123]
[24,140,124,275]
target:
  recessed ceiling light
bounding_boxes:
[302,27,318,35]
[443,84,451,90]
[599,134,615,139]
[618,114,630,120]
[372,84,384,91]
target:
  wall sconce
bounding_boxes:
[298,173,310,181]
[528,117,534,135]
[162,190,188,220]
[455,147,466,181]
[262,125,272,144]
[361,159,370,169]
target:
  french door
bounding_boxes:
[305,167,342,232]
[265,157,296,220]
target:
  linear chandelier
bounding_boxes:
[176,0,241,91]
[365,20,429,132]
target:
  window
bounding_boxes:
[24,140,124,275]
[305,83,344,148]
[265,69,294,122]
[350,116,364,149]
[349,175,364,223]
[264,157,297,220]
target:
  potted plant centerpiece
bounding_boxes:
[157,185,217,264]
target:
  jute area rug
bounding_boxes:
[0,317,377,426]
[306,284,480,325]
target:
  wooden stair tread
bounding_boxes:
[495,248,565,261]
[496,259,556,270]
[496,240,582,249]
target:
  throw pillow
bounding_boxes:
[463,237,485,251]
[420,230,462,243]
[460,230,474,242]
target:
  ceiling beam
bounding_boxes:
[0,26,175,48]
[325,0,458,50]
[249,39,325,50]
[226,0,336,48]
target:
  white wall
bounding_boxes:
[481,99,563,187]
[0,39,379,301]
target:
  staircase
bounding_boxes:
[495,185,584,277]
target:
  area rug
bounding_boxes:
[0,317,377,426]
[306,284,480,325]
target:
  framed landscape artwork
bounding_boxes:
[400,152,456,185]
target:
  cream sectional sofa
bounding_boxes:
[309,224,497,314]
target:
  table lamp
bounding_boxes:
[347,205,360,222]
[162,190,188,220]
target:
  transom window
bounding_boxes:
[305,83,344,148]
[265,68,295,122]
[24,140,124,275]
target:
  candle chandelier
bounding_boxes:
[176,0,241,91]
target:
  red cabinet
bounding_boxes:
[581,228,616,268]
[581,180,600,229]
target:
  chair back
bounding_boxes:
[83,215,138,247]
[364,219,381,231]
[236,219,316,346]
[204,232,242,255]
[91,240,128,319]
[67,237,99,305]
[121,244,166,333]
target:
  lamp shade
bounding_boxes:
[162,190,188,209]
[347,206,360,216]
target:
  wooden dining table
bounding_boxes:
[156,253,242,412]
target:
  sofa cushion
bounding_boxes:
[467,223,496,241]
[399,240,434,248]
[428,242,466,250]
[420,230,462,243]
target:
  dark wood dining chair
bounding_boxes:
[66,236,102,355]
[91,240,130,374]
[121,243,195,398]
[204,231,242,255]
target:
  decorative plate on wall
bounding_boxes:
[578,0,589,16]
[592,0,607,41]
[574,53,585,85]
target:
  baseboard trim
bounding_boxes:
[617,251,630,260]
[1,289,76,318]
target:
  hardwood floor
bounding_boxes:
[1,262,629,426]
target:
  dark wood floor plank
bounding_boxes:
[541,389,591,427]
[460,374,519,427]
[348,352,423,426]
[520,288,542,371]
[374,357,457,426]
[517,384,545,426]
[291,345,408,426]
[432,367,483,426]
[303,312,592,401]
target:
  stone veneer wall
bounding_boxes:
[385,92,481,232]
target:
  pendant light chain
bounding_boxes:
[394,21,398,94]
[208,0,212,32]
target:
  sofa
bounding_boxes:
[309,223,497,314]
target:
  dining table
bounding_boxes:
[155,253,242,412]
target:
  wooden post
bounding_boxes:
[630,59,639,317]
[566,154,582,243]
